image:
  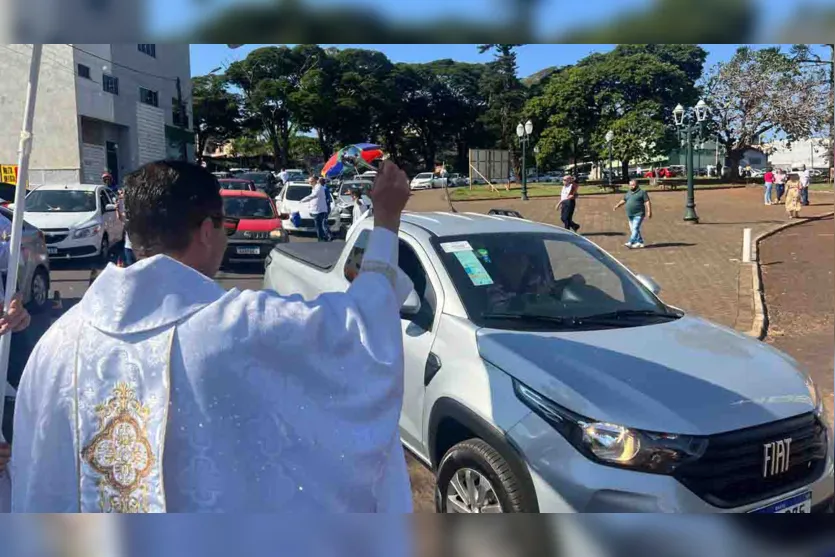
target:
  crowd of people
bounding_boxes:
[762,164,814,219]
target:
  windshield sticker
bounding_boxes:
[441,240,473,253]
[454,251,494,286]
[476,248,491,263]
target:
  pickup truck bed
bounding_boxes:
[272,240,347,271]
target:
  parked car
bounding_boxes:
[238,172,279,196]
[274,182,341,236]
[221,189,287,264]
[447,173,469,187]
[284,169,307,183]
[264,212,833,514]
[212,171,232,179]
[411,172,446,190]
[0,205,50,312]
[17,183,123,262]
[334,179,373,233]
[218,178,257,192]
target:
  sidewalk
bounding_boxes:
[407,186,833,331]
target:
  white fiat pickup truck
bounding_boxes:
[263,211,833,514]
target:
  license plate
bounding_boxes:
[750,491,811,513]
[236,247,260,255]
[47,247,57,255]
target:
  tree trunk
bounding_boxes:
[726,148,744,182]
[621,159,630,184]
[317,130,331,159]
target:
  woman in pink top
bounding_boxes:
[763,167,775,205]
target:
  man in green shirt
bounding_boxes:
[613,179,652,248]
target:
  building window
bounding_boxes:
[138,44,156,57]
[103,75,119,95]
[139,87,159,107]
[77,64,91,79]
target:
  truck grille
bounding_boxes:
[673,413,828,508]
[41,228,69,244]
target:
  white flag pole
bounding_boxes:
[0,44,43,436]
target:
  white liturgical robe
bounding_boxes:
[10,227,415,513]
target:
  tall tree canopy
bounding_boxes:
[704,46,829,179]
[191,74,241,164]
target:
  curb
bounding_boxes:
[746,210,835,340]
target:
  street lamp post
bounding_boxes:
[516,120,534,201]
[605,130,614,189]
[673,99,709,223]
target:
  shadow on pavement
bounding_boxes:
[583,231,626,237]
[642,242,697,249]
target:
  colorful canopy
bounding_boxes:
[321,143,384,178]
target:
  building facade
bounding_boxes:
[0,44,192,185]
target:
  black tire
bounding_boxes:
[26,267,50,314]
[435,438,529,513]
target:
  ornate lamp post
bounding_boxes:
[605,130,614,188]
[673,99,709,223]
[516,120,533,200]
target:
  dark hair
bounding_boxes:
[123,160,223,257]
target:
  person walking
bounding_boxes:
[774,168,787,202]
[763,167,775,205]
[10,159,416,513]
[277,168,289,186]
[555,175,580,232]
[613,179,652,248]
[784,176,802,219]
[301,175,330,242]
[798,164,811,206]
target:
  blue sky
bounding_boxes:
[189,43,776,79]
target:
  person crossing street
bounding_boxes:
[555,175,580,232]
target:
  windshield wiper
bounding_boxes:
[578,309,680,321]
[481,312,581,327]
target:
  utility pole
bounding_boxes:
[176,77,188,161]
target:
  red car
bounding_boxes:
[218,178,257,192]
[644,168,676,179]
[220,189,288,264]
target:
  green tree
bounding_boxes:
[191,74,240,164]
[704,46,829,179]
[289,44,342,159]
[478,44,527,179]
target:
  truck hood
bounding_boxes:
[477,316,815,436]
[237,217,281,232]
[24,210,97,229]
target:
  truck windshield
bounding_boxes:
[25,190,97,212]
[432,232,676,330]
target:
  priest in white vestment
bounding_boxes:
[10,160,414,513]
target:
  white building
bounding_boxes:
[764,138,830,171]
[0,44,193,185]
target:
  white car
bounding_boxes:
[264,212,834,514]
[411,172,446,190]
[274,182,341,235]
[20,184,123,261]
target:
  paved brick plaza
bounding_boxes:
[406,186,833,331]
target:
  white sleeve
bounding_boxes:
[300,185,318,203]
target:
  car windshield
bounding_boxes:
[219,180,250,190]
[433,232,675,330]
[239,173,270,185]
[284,185,312,201]
[25,189,97,212]
[338,181,372,198]
[415,173,433,179]
[223,197,276,219]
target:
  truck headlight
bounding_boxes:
[514,380,707,474]
[269,229,285,240]
[72,223,102,239]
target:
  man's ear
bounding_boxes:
[198,217,216,246]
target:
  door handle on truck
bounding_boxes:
[424,352,442,386]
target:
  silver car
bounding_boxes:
[264,212,834,514]
[1,205,50,313]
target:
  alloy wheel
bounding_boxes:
[445,468,503,513]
